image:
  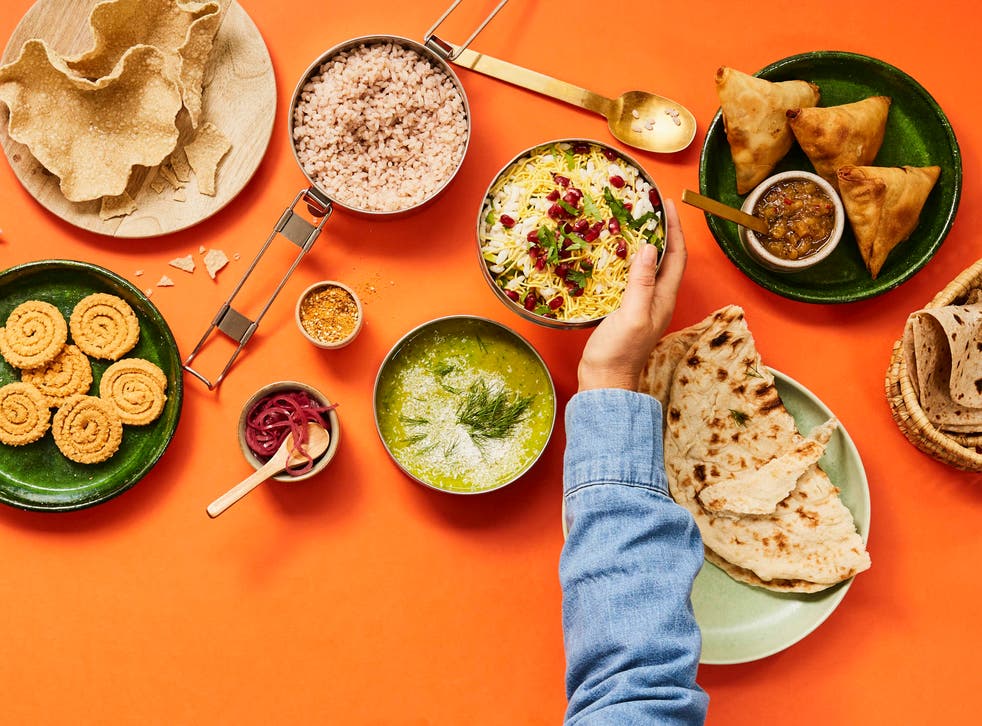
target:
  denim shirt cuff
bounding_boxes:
[563,389,667,498]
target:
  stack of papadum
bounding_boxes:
[902,287,982,449]
[716,66,940,279]
[639,305,871,593]
[0,0,232,220]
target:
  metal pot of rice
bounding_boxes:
[289,34,471,217]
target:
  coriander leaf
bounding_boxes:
[581,192,602,220]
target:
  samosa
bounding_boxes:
[837,164,941,279]
[715,67,820,194]
[787,96,891,188]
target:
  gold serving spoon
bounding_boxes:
[682,189,770,235]
[425,0,697,154]
[206,423,331,518]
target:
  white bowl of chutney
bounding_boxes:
[740,170,844,273]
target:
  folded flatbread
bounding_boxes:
[641,305,870,593]
[715,67,820,194]
[787,96,891,188]
[903,304,982,432]
[837,164,941,279]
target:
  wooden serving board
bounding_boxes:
[0,0,276,238]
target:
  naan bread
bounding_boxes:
[837,164,941,279]
[787,96,891,188]
[715,67,821,194]
[698,418,837,517]
[647,305,870,592]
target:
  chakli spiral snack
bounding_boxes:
[21,344,94,408]
[0,300,68,370]
[99,358,168,425]
[0,382,51,446]
[51,394,123,464]
[70,293,140,360]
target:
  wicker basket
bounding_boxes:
[885,258,982,472]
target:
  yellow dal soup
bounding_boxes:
[374,317,555,493]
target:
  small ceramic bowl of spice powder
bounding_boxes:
[296,281,363,349]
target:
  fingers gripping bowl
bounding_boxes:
[477,139,665,329]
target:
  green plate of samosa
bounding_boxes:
[699,50,962,303]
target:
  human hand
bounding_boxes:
[577,199,687,392]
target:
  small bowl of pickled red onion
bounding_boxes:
[237,380,340,482]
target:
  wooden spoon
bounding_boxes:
[682,189,770,235]
[206,423,331,518]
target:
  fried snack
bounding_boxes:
[0,382,51,446]
[715,67,821,194]
[0,300,68,370]
[99,358,167,425]
[185,122,231,196]
[787,96,891,189]
[70,293,140,361]
[0,40,183,202]
[837,164,941,278]
[51,394,123,464]
[65,0,223,128]
[99,192,138,220]
[640,305,870,593]
[21,345,94,408]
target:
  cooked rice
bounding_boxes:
[292,42,468,213]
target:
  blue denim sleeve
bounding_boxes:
[561,389,708,725]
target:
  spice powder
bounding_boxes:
[299,285,359,344]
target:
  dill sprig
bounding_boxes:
[456,381,535,442]
[729,409,751,427]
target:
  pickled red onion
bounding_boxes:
[244,390,336,476]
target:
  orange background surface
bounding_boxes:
[1,1,980,724]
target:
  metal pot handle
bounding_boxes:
[183,188,332,390]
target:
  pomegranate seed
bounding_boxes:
[505,289,520,302]
[527,229,540,243]
[528,245,542,258]
[572,142,590,154]
[602,148,619,161]
[583,228,600,242]
[609,175,625,188]
[580,258,594,271]
[563,191,581,208]
[615,239,628,259]
[523,294,537,311]
[500,214,516,228]
[555,263,570,279]
[563,222,573,235]
[624,202,633,211]
[608,217,621,235]
[549,296,564,310]
[573,218,589,233]
[648,190,661,209]
[571,286,584,297]
[554,174,570,187]
[546,189,560,202]
[548,204,563,220]
[534,257,546,270]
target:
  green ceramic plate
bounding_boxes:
[699,51,961,303]
[694,369,870,664]
[0,260,183,512]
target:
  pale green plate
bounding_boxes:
[559,369,870,664]
[693,369,870,664]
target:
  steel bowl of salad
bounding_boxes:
[477,139,665,329]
